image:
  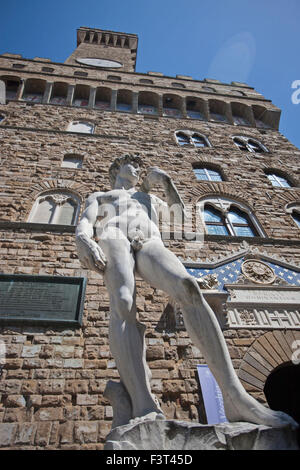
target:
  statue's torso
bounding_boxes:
[93,188,162,241]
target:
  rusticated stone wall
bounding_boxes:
[0,38,299,449]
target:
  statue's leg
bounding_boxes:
[99,230,163,421]
[136,239,298,428]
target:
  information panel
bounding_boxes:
[0,274,86,326]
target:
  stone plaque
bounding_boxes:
[0,274,86,326]
[227,286,300,306]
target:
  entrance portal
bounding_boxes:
[264,362,300,424]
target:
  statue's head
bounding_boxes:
[109,154,142,188]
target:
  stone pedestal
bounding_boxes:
[104,419,299,450]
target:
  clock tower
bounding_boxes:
[65,26,138,72]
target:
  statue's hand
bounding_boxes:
[76,235,107,273]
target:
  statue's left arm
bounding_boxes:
[140,167,186,216]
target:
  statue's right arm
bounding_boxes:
[75,193,107,273]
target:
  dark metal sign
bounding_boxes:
[0,274,87,326]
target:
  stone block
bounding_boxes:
[14,423,37,445]
[21,345,41,358]
[34,407,63,421]
[5,395,26,407]
[35,422,52,446]
[76,394,98,406]
[0,423,17,447]
[74,422,98,444]
[105,420,299,450]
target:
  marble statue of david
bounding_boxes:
[76,154,297,429]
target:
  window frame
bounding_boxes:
[265,171,292,188]
[175,130,211,148]
[28,191,81,226]
[232,136,268,153]
[199,197,264,238]
[192,166,223,182]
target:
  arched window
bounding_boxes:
[227,207,256,237]
[193,166,223,181]
[175,130,210,148]
[139,79,153,84]
[285,203,300,229]
[29,191,80,225]
[204,206,229,235]
[200,197,262,238]
[67,121,94,134]
[292,212,300,228]
[233,136,267,153]
[265,171,292,188]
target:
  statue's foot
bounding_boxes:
[129,412,165,425]
[223,390,298,430]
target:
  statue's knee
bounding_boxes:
[181,276,201,300]
[115,289,134,319]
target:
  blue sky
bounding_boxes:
[1,0,299,148]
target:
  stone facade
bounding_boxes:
[0,27,299,449]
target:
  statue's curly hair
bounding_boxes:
[109,154,142,188]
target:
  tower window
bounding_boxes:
[139,79,153,84]
[265,172,291,188]
[107,75,121,81]
[233,136,267,153]
[203,86,216,93]
[193,167,223,182]
[42,67,54,73]
[172,82,185,89]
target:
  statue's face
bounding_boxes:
[118,162,140,185]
